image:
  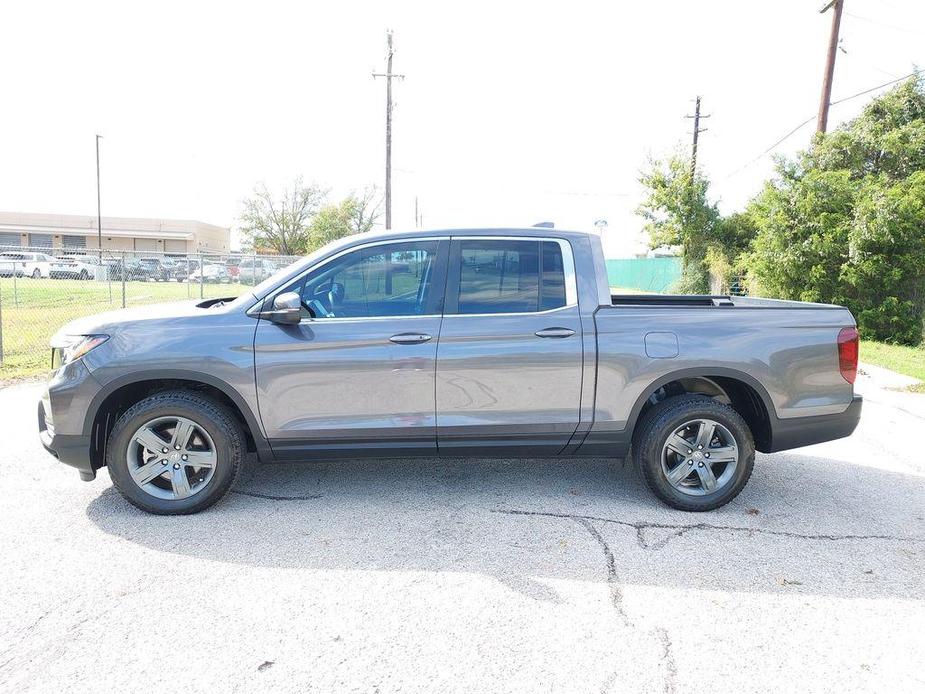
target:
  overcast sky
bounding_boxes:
[2,0,923,256]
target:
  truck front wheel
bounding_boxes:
[634,395,755,511]
[106,391,245,515]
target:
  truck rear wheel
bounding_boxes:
[106,391,245,515]
[634,395,755,511]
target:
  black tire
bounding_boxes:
[79,269,89,280]
[32,268,41,279]
[634,395,755,512]
[106,390,245,515]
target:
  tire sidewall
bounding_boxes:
[107,397,239,514]
[639,398,755,511]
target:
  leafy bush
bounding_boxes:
[744,76,925,344]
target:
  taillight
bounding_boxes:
[837,327,859,384]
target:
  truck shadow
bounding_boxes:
[85,453,925,602]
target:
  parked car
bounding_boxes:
[0,251,54,278]
[224,257,241,281]
[173,259,202,282]
[49,254,103,280]
[101,257,156,281]
[39,227,862,515]
[236,258,277,284]
[138,257,176,282]
[189,262,229,283]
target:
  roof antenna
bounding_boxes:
[532,221,555,228]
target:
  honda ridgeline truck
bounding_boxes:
[39,228,862,514]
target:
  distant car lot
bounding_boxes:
[0,371,922,692]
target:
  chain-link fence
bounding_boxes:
[0,246,299,378]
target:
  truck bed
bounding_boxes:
[609,294,843,310]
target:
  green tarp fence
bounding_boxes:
[606,257,682,294]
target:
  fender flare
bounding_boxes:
[83,368,270,457]
[623,366,779,436]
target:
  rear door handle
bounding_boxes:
[389,332,433,344]
[535,327,575,338]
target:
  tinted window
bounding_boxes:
[541,241,566,310]
[288,241,440,319]
[454,240,568,314]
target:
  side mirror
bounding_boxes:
[259,291,302,325]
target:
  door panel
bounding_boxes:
[255,316,443,458]
[436,238,584,454]
[254,239,448,459]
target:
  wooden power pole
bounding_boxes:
[817,0,845,134]
[685,96,709,178]
[373,30,404,229]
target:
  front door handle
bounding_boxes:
[535,327,576,338]
[389,332,433,344]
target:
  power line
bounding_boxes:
[724,69,920,179]
[844,11,917,34]
[830,69,919,105]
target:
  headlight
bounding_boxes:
[50,334,109,369]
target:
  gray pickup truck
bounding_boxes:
[39,228,862,514]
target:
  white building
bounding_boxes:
[0,211,230,254]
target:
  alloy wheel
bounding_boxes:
[660,418,739,496]
[126,416,217,500]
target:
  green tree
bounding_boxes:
[745,75,925,344]
[842,172,925,344]
[744,166,855,304]
[306,187,382,252]
[240,179,327,255]
[636,153,722,293]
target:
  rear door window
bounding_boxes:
[450,239,569,314]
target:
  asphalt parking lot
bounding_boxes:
[1,372,923,693]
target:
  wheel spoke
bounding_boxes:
[696,463,718,492]
[135,427,168,454]
[695,421,716,449]
[666,434,693,457]
[707,445,738,463]
[666,461,694,487]
[171,418,196,451]
[132,458,168,485]
[184,450,216,468]
[170,466,192,499]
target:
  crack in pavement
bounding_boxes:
[231,490,323,501]
[574,517,631,626]
[655,627,678,694]
[493,508,925,549]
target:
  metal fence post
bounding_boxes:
[199,252,204,299]
[0,276,4,365]
[121,250,126,308]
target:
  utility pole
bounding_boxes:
[95,134,103,258]
[817,0,845,134]
[373,30,404,229]
[685,96,709,178]
[414,196,419,228]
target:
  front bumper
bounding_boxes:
[37,360,103,481]
[39,401,95,480]
[767,395,863,453]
